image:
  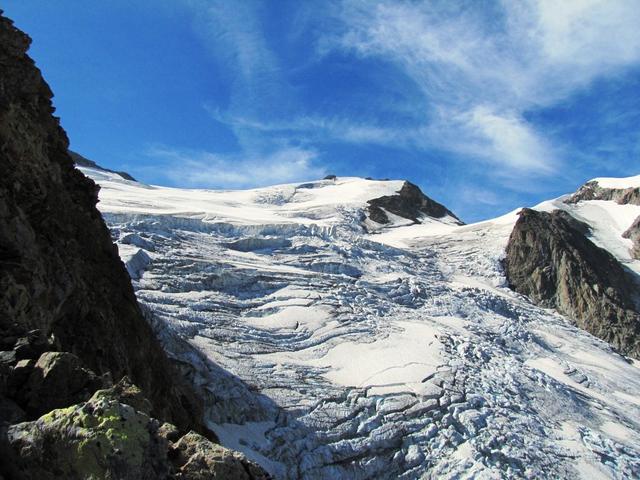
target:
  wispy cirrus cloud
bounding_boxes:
[145,144,325,189]
[167,1,325,186]
[165,0,640,208]
[320,0,640,175]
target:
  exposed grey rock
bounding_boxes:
[2,383,269,480]
[623,216,640,260]
[367,181,462,226]
[565,180,640,205]
[0,352,15,368]
[504,208,640,358]
[20,352,104,418]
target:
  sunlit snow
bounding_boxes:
[82,166,640,479]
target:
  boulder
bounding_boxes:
[13,329,48,360]
[170,431,270,480]
[22,351,104,418]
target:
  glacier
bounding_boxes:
[82,167,640,479]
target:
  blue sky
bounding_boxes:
[5,0,640,222]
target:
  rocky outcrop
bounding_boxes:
[20,351,104,418]
[565,180,640,205]
[367,181,462,225]
[0,10,269,479]
[623,216,640,260]
[566,177,640,264]
[70,150,137,181]
[504,208,640,358]
[2,380,268,480]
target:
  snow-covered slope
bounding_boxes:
[84,168,458,230]
[590,174,640,189]
[83,166,640,479]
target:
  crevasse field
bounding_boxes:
[83,167,640,479]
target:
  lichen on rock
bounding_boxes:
[5,382,269,480]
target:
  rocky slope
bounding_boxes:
[0,11,267,479]
[366,181,462,226]
[566,177,640,261]
[504,208,640,358]
[566,178,640,205]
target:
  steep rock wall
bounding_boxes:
[504,208,640,358]
[0,11,203,432]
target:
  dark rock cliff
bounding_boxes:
[0,11,268,479]
[504,208,640,358]
[367,181,463,226]
[0,11,201,432]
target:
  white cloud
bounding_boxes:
[531,0,640,68]
[205,108,423,148]
[325,0,640,174]
[146,145,325,189]
[460,106,555,173]
[176,0,640,187]
[184,0,291,153]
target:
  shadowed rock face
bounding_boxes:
[367,181,463,225]
[0,11,202,433]
[504,208,640,358]
[0,11,270,479]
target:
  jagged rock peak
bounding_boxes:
[566,175,640,205]
[367,181,463,225]
[504,208,640,358]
